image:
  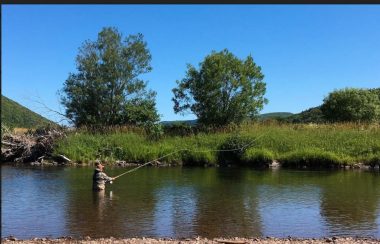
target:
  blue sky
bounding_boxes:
[2,4,380,124]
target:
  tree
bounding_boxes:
[369,88,380,100]
[60,27,159,127]
[321,88,380,122]
[172,49,268,126]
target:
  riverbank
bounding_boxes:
[53,123,380,169]
[2,236,380,244]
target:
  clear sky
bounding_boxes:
[2,4,380,124]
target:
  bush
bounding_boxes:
[242,148,275,167]
[181,150,217,166]
[321,88,380,122]
[217,135,255,165]
[280,149,342,168]
[163,122,195,136]
[364,153,380,167]
[145,123,164,141]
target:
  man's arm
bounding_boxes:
[100,172,114,182]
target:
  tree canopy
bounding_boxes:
[60,27,159,127]
[321,88,380,122]
[172,49,268,126]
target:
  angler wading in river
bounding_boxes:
[92,162,115,191]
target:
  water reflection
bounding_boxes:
[193,168,262,237]
[258,185,325,237]
[2,166,380,239]
[153,185,197,237]
[319,171,380,237]
[1,166,68,239]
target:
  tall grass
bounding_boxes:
[54,122,380,167]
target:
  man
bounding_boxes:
[93,162,115,191]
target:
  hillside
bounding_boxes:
[1,95,55,128]
[160,113,294,126]
[258,112,293,119]
[286,106,325,123]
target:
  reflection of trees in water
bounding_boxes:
[319,171,380,234]
[193,168,262,238]
[152,184,198,237]
[62,167,380,238]
[64,167,158,238]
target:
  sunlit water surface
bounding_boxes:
[2,165,380,239]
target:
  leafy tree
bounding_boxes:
[321,88,380,122]
[60,27,159,127]
[369,88,380,100]
[172,49,268,126]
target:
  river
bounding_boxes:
[2,165,380,239]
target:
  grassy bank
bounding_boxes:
[53,122,380,168]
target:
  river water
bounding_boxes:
[2,165,380,239]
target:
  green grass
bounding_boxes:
[54,122,380,167]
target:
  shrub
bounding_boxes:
[163,122,195,136]
[145,123,164,141]
[364,153,380,167]
[242,148,275,167]
[217,135,255,165]
[280,149,342,168]
[321,88,380,122]
[181,150,217,166]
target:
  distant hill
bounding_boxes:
[258,112,293,120]
[1,95,55,128]
[286,106,325,123]
[160,112,294,126]
[160,119,197,126]
[159,109,328,126]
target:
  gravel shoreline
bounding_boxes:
[2,237,380,244]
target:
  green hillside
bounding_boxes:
[1,95,55,128]
[160,113,295,126]
[258,112,293,119]
[287,106,325,123]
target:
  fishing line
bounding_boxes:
[113,134,264,179]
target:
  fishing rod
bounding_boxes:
[113,134,264,180]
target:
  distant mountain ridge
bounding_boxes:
[160,112,294,125]
[258,112,293,119]
[1,95,55,128]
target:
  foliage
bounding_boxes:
[258,112,293,120]
[181,150,216,166]
[145,123,164,141]
[369,88,380,100]
[280,149,342,168]
[162,122,196,136]
[1,95,54,129]
[54,122,380,167]
[287,106,325,123]
[60,27,159,127]
[172,49,268,127]
[321,88,380,122]
[242,148,275,167]
[217,134,254,165]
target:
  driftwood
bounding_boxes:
[1,128,67,164]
